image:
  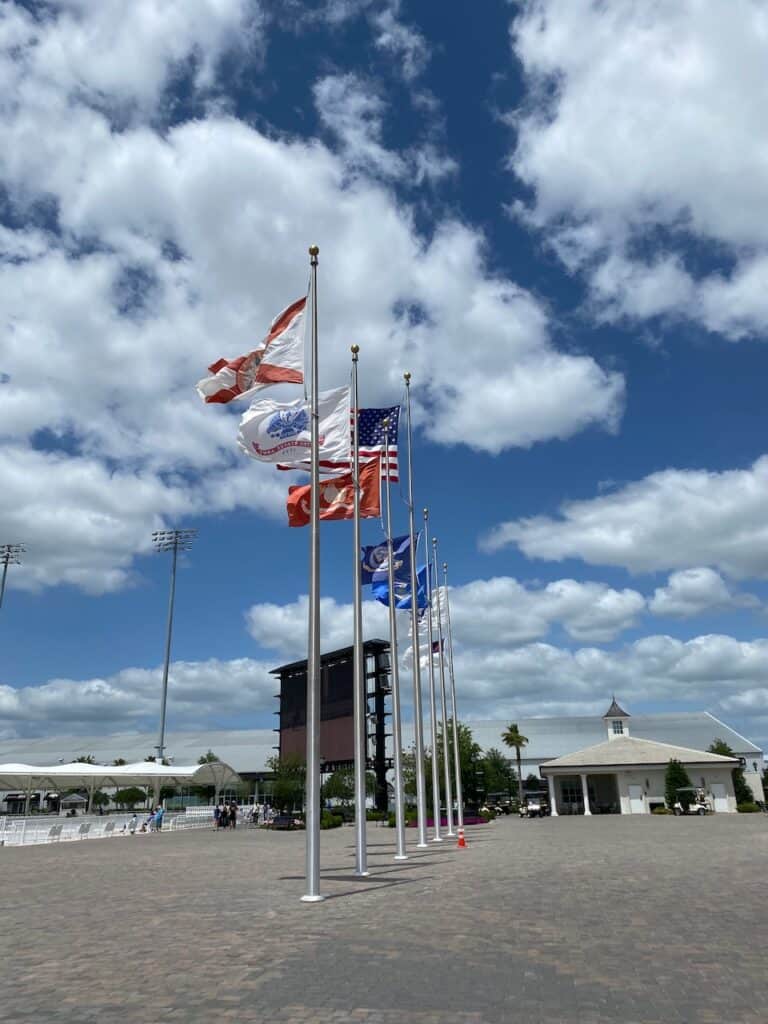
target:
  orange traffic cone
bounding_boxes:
[457,827,467,848]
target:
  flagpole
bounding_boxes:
[403,373,428,849]
[302,245,324,903]
[423,509,442,843]
[442,558,464,830]
[351,346,369,877]
[432,536,454,838]
[383,418,408,861]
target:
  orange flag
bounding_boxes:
[287,456,381,527]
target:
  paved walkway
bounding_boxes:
[1,815,766,1023]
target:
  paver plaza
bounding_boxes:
[2,815,766,1024]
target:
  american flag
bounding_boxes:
[277,405,400,482]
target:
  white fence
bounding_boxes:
[0,808,216,848]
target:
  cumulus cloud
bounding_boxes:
[452,633,768,726]
[0,1,622,592]
[246,594,390,660]
[5,629,768,741]
[245,574,645,660]
[0,657,276,739]
[649,568,760,619]
[509,0,768,338]
[482,456,768,580]
[0,0,263,116]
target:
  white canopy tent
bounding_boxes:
[0,761,241,813]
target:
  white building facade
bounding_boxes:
[540,701,742,815]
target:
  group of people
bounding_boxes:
[213,801,238,829]
[121,806,165,835]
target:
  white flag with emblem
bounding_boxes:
[237,386,351,464]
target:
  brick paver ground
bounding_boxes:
[1,814,766,1023]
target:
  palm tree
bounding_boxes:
[502,723,529,808]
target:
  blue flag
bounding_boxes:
[372,564,428,609]
[361,534,410,585]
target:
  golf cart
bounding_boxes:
[673,787,712,816]
[519,795,547,818]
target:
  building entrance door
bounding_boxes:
[628,785,645,814]
[710,783,728,813]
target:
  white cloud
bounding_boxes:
[649,568,760,619]
[0,657,276,739]
[448,577,644,644]
[246,594,390,660]
[371,1,430,82]
[246,574,644,660]
[452,633,768,723]
[7,628,765,740]
[1,0,262,115]
[313,73,407,179]
[0,3,623,591]
[313,73,456,184]
[510,0,768,338]
[483,456,768,580]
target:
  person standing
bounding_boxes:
[229,802,237,830]
[154,805,165,832]
[213,803,221,830]
[128,813,138,835]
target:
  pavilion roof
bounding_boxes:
[540,736,740,772]
[0,760,240,791]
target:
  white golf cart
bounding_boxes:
[673,787,712,816]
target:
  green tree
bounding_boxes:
[91,790,110,807]
[112,758,127,766]
[708,739,753,804]
[74,754,96,764]
[665,758,692,809]
[438,720,483,807]
[266,754,305,812]
[481,748,517,800]
[321,768,355,805]
[502,723,529,807]
[114,787,147,808]
[197,750,220,764]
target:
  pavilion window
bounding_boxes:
[612,720,624,735]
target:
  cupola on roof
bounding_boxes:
[603,697,630,719]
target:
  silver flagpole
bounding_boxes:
[383,418,408,861]
[423,509,442,843]
[442,558,464,830]
[432,536,454,838]
[403,373,428,849]
[302,245,324,902]
[351,346,369,877]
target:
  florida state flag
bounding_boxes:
[287,457,381,527]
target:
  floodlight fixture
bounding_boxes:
[0,543,25,611]
[152,528,197,553]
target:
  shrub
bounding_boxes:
[736,802,760,813]
[320,812,343,829]
[652,806,671,815]
[366,810,386,821]
[479,808,496,822]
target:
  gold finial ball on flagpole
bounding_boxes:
[443,562,448,570]
[432,537,437,546]
[308,244,319,256]
[351,344,359,354]
[423,507,429,517]
[404,371,411,383]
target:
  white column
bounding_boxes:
[580,773,592,816]
[547,775,558,816]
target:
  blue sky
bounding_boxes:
[1,0,768,752]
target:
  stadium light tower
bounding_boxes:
[0,544,25,611]
[152,529,197,762]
